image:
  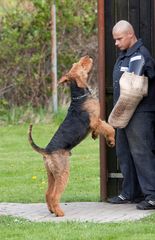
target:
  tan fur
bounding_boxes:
[44,150,70,217]
[82,98,115,145]
[59,56,93,88]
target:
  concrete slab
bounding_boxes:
[0,202,154,223]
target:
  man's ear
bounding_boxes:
[58,75,69,84]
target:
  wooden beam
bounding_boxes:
[51,3,58,113]
[97,0,107,201]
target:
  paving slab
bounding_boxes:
[0,202,154,223]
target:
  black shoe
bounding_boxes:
[136,200,155,210]
[132,196,145,203]
[107,194,131,204]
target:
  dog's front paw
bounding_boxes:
[106,138,115,148]
[91,131,98,140]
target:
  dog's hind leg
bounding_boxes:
[51,167,70,217]
[45,150,70,217]
[46,171,55,213]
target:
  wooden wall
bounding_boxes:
[104,0,155,196]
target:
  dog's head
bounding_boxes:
[59,55,93,88]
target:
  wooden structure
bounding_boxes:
[98,0,155,200]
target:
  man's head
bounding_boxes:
[112,20,137,50]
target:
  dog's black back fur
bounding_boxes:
[45,81,91,153]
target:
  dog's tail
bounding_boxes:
[28,124,47,156]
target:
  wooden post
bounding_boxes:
[97,0,107,201]
[51,3,58,113]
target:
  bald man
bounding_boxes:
[113,20,137,50]
[108,20,155,210]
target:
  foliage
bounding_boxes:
[0,0,97,113]
[0,103,67,125]
[0,105,42,125]
[0,0,51,109]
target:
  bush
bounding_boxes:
[0,0,97,114]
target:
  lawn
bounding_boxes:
[0,122,155,240]
[0,215,155,240]
[0,123,100,203]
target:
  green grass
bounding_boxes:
[0,123,100,203]
[0,214,155,240]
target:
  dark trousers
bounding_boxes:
[116,112,155,201]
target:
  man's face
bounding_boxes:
[113,30,133,50]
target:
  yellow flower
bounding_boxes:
[32,176,37,180]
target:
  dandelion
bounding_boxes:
[32,176,37,180]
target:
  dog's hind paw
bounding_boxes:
[49,209,54,214]
[55,208,64,217]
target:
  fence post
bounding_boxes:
[97,0,107,201]
[51,2,58,113]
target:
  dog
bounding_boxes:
[28,55,115,217]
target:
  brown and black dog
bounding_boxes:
[28,56,115,217]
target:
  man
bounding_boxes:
[108,20,155,210]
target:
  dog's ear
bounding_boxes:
[58,75,69,84]
[79,56,93,71]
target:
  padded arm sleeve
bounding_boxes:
[108,55,148,128]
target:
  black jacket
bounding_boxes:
[113,39,155,111]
